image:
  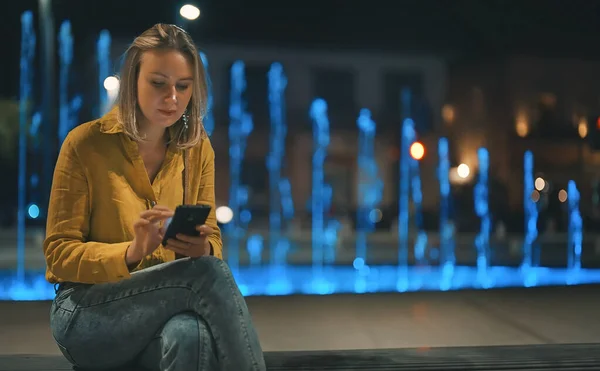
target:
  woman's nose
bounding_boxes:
[165,86,177,103]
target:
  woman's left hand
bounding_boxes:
[165,225,214,258]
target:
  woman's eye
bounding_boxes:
[177,85,190,91]
[151,81,165,87]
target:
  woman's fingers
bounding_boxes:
[195,224,214,235]
[166,238,191,250]
[140,209,174,223]
[152,205,174,213]
[176,234,204,245]
[133,218,150,229]
[164,244,189,257]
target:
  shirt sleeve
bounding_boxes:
[43,134,132,284]
[197,140,223,259]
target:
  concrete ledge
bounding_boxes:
[4,343,600,370]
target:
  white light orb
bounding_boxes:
[216,206,233,224]
[180,4,200,20]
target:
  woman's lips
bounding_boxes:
[158,109,176,116]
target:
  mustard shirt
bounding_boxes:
[43,108,223,284]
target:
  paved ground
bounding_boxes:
[2,285,600,356]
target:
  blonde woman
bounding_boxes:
[44,24,266,371]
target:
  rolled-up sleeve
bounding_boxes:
[196,141,223,259]
[43,134,132,283]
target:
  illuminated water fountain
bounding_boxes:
[265,62,294,294]
[58,20,82,146]
[397,116,414,291]
[403,89,428,286]
[410,149,427,268]
[307,98,336,294]
[226,61,253,278]
[96,30,112,116]
[355,108,383,292]
[16,11,36,288]
[199,52,215,137]
[567,180,583,284]
[437,137,455,290]
[474,148,491,287]
[522,150,538,286]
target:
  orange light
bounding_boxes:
[410,142,425,160]
[596,117,600,130]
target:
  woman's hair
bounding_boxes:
[116,23,208,148]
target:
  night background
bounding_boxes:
[3,1,600,366]
[3,0,600,231]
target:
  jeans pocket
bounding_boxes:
[55,284,87,312]
[55,340,80,367]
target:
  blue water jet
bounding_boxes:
[308,98,334,294]
[567,180,582,276]
[410,147,427,266]
[438,137,454,290]
[474,147,491,286]
[266,62,293,294]
[58,21,82,146]
[324,218,340,264]
[397,117,415,291]
[17,11,36,284]
[522,151,538,285]
[322,185,338,268]
[199,52,215,136]
[227,61,253,277]
[397,87,417,291]
[356,108,382,267]
[97,30,111,115]
[402,89,427,267]
[355,108,382,292]
[247,234,264,266]
[58,21,72,145]
[279,179,294,224]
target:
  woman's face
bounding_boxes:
[136,49,194,129]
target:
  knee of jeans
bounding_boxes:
[189,255,233,282]
[161,313,210,352]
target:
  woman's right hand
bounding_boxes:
[126,205,175,265]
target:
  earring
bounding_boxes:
[182,110,189,130]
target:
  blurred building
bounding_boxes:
[446,55,600,229]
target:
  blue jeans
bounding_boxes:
[49,256,266,371]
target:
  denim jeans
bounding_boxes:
[49,256,266,371]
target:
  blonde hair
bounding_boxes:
[116,23,208,148]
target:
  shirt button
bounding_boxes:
[150,200,156,207]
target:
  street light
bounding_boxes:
[103,76,120,113]
[180,4,200,20]
[409,141,425,161]
[457,163,470,179]
[103,76,119,92]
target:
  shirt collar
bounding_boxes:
[100,106,183,150]
[99,106,179,140]
[98,106,125,134]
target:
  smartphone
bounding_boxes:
[162,205,211,246]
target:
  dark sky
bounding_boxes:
[2,0,600,98]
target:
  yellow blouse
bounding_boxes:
[43,108,222,284]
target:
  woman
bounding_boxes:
[44,24,266,371]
